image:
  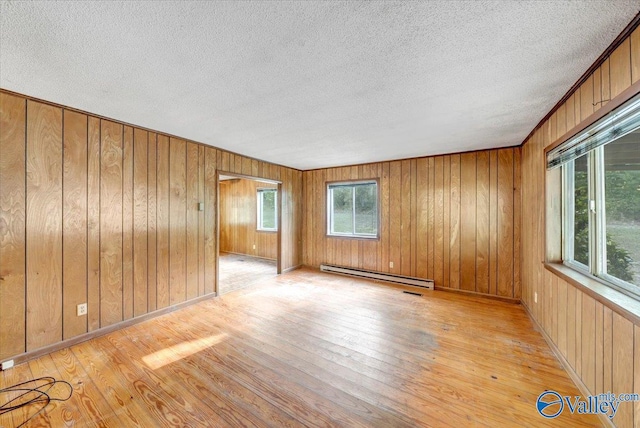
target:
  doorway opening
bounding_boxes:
[217,172,281,295]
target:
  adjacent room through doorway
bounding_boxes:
[218,174,280,294]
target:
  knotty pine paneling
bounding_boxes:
[301,146,520,299]
[220,178,278,260]
[0,90,302,361]
[521,26,640,428]
[0,93,26,359]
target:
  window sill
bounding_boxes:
[544,262,640,324]
[326,234,379,241]
[256,229,277,234]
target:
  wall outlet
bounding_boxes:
[534,292,538,303]
[1,359,14,371]
[77,303,88,316]
[389,261,394,269]
[252,244,256,250]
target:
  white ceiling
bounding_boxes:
[1,1,638,170]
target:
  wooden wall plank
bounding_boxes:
[489,150,498,295]
[580,75,594,121]
[204,147,216,295]
[581,295,596,393]
[594,301,604,395]
[610,38,632,99]
[389,161,401,274]
[198,146,205,296]
[156,135,170,309]
[557,279,568,358]
[632,26,640,84]
[133,128,148,317]
[433,157,444,286]
[62,110,88,339]
[603,306,613,394]
[460,152,476,291]
[87,117,100,331]
[513,148,521,300]
[400,160,411,276]
[147,133,157,311]
[26,101,63,350]
[0,92,26,359]
[99,120,123,327]
[186,143,199,300]
[169,138,187,306]
[612,313,634,428]
[122,126,134,320]
[634,325,640,428]
[449,154,461,289]
[427,158,434,279]
[497,149,514,297]
[476,151,490,294]
[416,158,428,278]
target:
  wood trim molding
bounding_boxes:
[523,11,640,147]
[545,262,640,325]
[521,301,616,428]
[1,293,216,368]
[544,80,640,154]
[433,285,520,304]
[281,264,302,274]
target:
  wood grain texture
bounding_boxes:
[0,266,601,427]
[26,101,63,351]
[476,151,490,294]
[497,149,514,298]
[204,147,216,295]
[169,138,187,306]
[520,27,639,428]
[219,178,278,260]
[100,120,123,327]
[133,128,148,317]
[0,92,26,359]
[610,38,631,99]
[87,117,101,331]
[156,135,170,309]
[62,110,88,339]
[632,26,640,84]
[123,126,134,320]
[198,145,205,296]
[186,143,199,300]
[612,313,634,428]
[147,133,158,312]
[459,153,476,291]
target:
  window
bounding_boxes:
[327,181,378,238]
[257,188,277,231]
[549,94,640,298]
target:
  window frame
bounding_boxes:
[560,122,640,300]
[326,179,380,240]
[256,187,277,232]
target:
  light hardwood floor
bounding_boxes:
[218,252,277,295]
[1,266,600,427]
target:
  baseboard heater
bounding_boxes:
[320,264,434,290]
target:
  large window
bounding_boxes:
[549,94,640,298]
[257,188,277,231]
[327,181,378,238]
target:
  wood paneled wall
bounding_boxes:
[521,27,640,428]
[302,148,521,299]
[220,179,278,260]
[0,91,302,361]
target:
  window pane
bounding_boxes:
[354,184,377,235]
[604,131,640,285]
[332,187,353,234]
[573,154,589,266]
[261,190,276,229]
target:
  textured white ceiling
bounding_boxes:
[1,1,638,170]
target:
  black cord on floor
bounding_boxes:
[0,376,73,427]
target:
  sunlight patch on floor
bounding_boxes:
[142,333,228,370]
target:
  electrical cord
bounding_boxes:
[0,376,73,427]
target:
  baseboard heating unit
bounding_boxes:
[320,264,434,290]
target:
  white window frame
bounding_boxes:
[561,133,640,300]
[326,180,378,239]
[256,188,277,232]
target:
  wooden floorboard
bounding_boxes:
[1,262,600,427]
